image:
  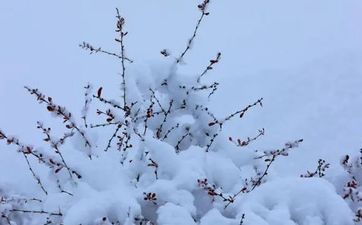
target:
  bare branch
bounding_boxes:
[208,98,263,129]
[115,8,128,109]
[229,128,265,148]
[79,41,133,63]
[24,87,92,158]
[176,0,211,63]
[197,52,221,82]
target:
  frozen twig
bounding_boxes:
[176,0,211,63]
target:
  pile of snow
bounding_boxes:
[0,59,355,225]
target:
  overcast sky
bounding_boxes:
[1,0,362,174]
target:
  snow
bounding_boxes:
[157,203,196,225]
[2,59,357,224]
[200,209,235,225]
[238,178,353,225]
[0,0,361,224]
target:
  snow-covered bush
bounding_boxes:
[337,150,362,223]
[0,1,356,224]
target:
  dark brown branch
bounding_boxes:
[115,8,128,109]
[36,122,74,179]
[191,82,219,92]
[205,133,218,152]
[156,100,174,139]
[252,139,303,190]
[82,83,92,128]
[197,178,234,205]
[143,97,155,136]
[175,129,191,153]
[162,123,180,141]
[229,128,265,148]
[0,130,82,179]
[191,82,219,98]
[240,214,245,225]
[176,0,211,63]
[208,98,263,129]
[24,87,92,157]
[105,124,123,152]
[195,105,217,121]
[79,41,133,63]
[149,89,166,113]
[0,131,47,195]
[56,179,73,196]
[223,139,303,208]
[148,158,159,180]
[23,154,48,195]
[90,122,120,128]
[96,108,117,124]
[93,94,125,111]
[197,52,221,82]
[9,209,63,217]
[300,159,330,178]
[1,213,11,225]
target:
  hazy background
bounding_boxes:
[1,0,362,177]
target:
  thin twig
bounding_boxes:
[208,98,263,129]
[197,52,221,82]
[82,83,93,128]
[9,209,63,217]
[105,124,123,151]
[36,122,74,179]
[229,128,265,148]
[23,154,48,195]
[25,87,92,157]
[93,94,125,111]
[79,42,133,63]
[205,133,218,152]
[115,8,128,108]
[175,130,191,152]
[176,0,211,63]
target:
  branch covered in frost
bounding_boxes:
[176,0,211,63]
[0,129,81,180]
[115,8,129,109]
[208,98,263,129]
[339,149,362,222]
[252,139,304,190]
[0,131,47,194]
[24,86,92,158]
[79,41,133,63]
[223,139,304,208]
[300,159,330,178]
[82,83,93,128]
[36,121,75,179]
[197,52,221,83]
[229,128,265,148]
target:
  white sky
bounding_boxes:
[1,0,362,174]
